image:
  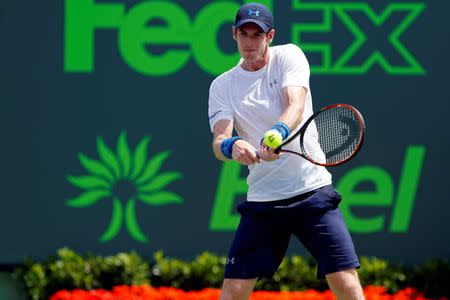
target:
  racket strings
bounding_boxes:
[302,106,362,165]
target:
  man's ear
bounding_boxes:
[232,26,237,41]
[267,29,276,43]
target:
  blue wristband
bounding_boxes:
[271,121,291,139]
[220,137,242,159]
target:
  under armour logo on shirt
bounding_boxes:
[269,78,278,87]
[248,9,260,17]
[226,257,235,264]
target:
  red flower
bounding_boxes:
[49,285,448,300]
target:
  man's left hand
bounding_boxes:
[258,142,282,161]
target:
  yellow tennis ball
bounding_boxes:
[264,130,283,148]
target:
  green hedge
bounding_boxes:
[14,248,149,300]
[14,248,449,300]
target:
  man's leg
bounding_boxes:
[290,186,362,299]
[221,201,290,300]
[220,278,257,300]
[326,268,365,300]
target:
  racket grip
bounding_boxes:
[255,149,281,157]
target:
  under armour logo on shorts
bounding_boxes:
[226,257,235,264]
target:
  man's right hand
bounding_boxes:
[232,139,260,165]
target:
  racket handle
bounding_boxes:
[255,149,281,157]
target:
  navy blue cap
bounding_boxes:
[234,3,274,33]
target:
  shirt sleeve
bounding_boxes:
[208,79,234,132]
[280,44,311,90]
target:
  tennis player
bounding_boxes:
[208,2,364,300]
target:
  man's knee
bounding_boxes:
[326,269,364,300]
[220,278,257,300]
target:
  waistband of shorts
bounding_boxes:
[243,185,332,208]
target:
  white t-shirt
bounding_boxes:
[208,44,332,202]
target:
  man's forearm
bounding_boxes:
[279,103,303,130]
[279,86,307,130]
[213,134,229,161]
[212,119,234,161]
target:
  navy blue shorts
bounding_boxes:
[224,185,360,280]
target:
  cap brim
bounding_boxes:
[235,19,270,33]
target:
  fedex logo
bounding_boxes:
[64,0,425,76]
[292,0,426,75]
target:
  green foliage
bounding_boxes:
[14,248,149,300]
[16,261,48,300]
[150,251,225,290]
[358,256,407,292]
[256,255,327,291]
[406,258,450,297]
[14,248,450,300]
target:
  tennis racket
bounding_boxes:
[271,104,365,167]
